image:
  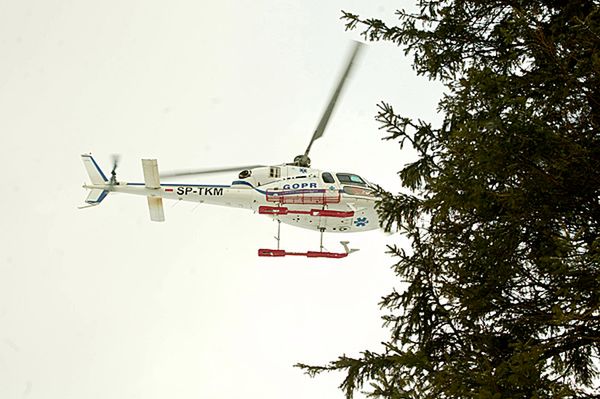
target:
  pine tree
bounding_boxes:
[297,1,600,397]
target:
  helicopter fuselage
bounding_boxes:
[84,163,379,233]
[80,42,374,257]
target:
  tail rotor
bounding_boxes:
[80,154,111,207]
[110,154,120,185]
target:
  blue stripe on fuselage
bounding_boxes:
[126,182,231,188]
[126,180,340,198]
[231,180,267,194]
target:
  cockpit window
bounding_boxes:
[322,172,335,184]
[336,173,366,186]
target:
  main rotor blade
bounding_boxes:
[303,41,364,158]
[160,165,265,179]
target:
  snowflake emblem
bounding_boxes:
[299,168,308,174]
[354,217,369,227]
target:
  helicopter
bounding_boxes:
[80,42,379,259]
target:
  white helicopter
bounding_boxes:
[81,42,379,259]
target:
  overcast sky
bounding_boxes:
[0,1,443,398]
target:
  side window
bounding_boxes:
[322,172,335,183]
[270,167,281,178]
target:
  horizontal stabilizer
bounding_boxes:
[85,188,108,205]
[147,196,165,222]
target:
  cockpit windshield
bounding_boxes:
[336,173,366,186]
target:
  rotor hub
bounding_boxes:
[293,154,311,168]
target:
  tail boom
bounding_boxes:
[80,155,262,216]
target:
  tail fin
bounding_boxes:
[81,154,109,207]
[81,154,108,185]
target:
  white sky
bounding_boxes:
[0,1,443,398]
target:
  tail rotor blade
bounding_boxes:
[110,154,121,184]
[110,154,120,174]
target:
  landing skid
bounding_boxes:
[258,248,350,259]
[258,223,359,259]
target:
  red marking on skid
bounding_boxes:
[258,249,348,259]
[258,206,353,218]
[258,249,286,257]
[266,190,341,204]
[311,209,354,218]
[165,188,174,192]
[259,206,289,215]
